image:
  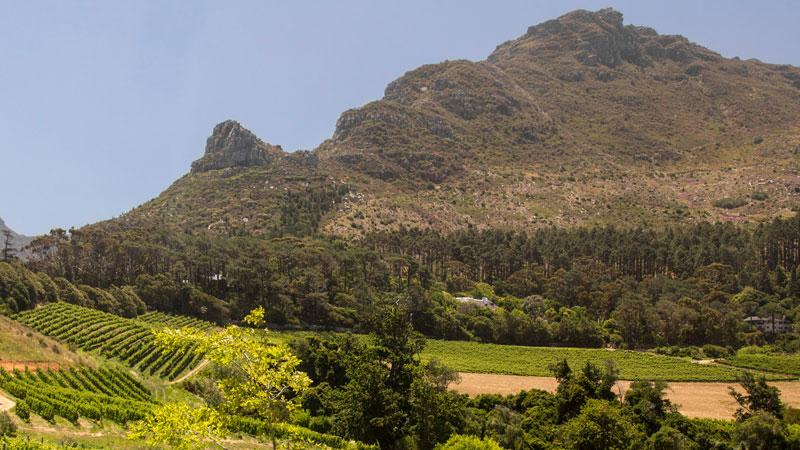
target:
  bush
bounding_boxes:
[0,412,16,437]
[701,344,731,359]
[14,400,30,422]
[712,197,747,209]
[751,191,769,201]
[435,435,502,450]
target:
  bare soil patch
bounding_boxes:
[452,373,800,420]
[0,361,61,371]
[0,390,15,412]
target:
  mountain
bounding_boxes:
[0,217,33,253]
[106,8,800,238]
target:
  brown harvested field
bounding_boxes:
[452,373,800,420]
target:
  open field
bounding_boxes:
[451,373,800,420]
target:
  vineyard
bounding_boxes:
[0,366,153,424]
[421,340,792,381]
[136,311,216,331]
[269,331,792,381]
[13,303,204,380]
[722,352,800,376]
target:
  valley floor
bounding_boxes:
[451,373,800,420]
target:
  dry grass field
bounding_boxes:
[452,373,800,420]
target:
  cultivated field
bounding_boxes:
[722,352,800,376]
[0,315,86,370]
[13,303,205,380]
[420,339,769,381]
[273,331,792,381]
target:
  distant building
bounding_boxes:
[454,296,498,309]
[744,316,793,334]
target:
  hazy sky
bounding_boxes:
[2,0,799,235]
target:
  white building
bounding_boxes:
[745,316,793,334]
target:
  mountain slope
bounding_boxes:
[0,217,32,253]
[107,8,800,238]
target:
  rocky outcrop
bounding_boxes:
[489,8,720,67]
[191,120,284,173]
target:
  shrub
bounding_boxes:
[435,435,502,450]
[701,344,731,359]
[0,412,16,437]
[712,197,747,209]
[14,400,30,422]
[751,191,769,201]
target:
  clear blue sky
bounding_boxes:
[2,1,798,235]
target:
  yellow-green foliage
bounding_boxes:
[134,307,314,449]
[435,434,502,450]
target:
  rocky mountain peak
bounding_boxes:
[490,8,720,68]
[191,120,284,173]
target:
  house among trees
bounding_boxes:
[744,316,793,334]
[454,296,498,309]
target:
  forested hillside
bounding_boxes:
[7,214,796,350]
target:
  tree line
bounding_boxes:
[5,215,799,349]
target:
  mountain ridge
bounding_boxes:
[97,8,800,238]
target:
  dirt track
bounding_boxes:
[0,390,15,412]
[451,373,800,420]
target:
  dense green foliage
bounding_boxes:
[0,261,145,316]
[13,303,205,380]
[0,367,153,424]
[15,215,800,350]
[287,316,800,450]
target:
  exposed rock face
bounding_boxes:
[489,8,720,67]
[191,120,284,173]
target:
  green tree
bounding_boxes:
[558,400,643,450]
[732,411,789,450]
[130,307,311,448]
[624,381,675,434]
[729,372,784,421]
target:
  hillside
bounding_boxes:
[0,217,32,254]
[100,8,799,239]
[0,315,87,370]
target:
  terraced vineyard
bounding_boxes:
[0,366,154,423]
[13,303,204,380]
[137,311,216,331]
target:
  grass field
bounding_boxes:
[271,331,791,382]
